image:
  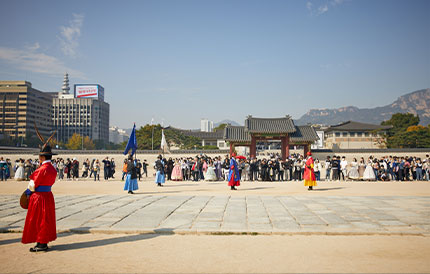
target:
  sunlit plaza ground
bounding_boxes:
[1,178,429,273]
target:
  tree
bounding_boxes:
[66,133,82,150]
[382,113,430,148]
[83,136,95,150]
[214,123,228,132]
[381,113,420,133]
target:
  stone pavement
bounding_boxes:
[1,194,429,235]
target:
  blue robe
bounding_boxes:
[228,158,240,186]
[155,160,165,184]
[124,174,138,191]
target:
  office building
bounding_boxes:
[0,81,52,139]
[52,74,110,143]
[200,119,213,132]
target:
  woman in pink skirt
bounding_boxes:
[171,159,183,181]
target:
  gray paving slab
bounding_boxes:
[0,194,429,235]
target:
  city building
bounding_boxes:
[52,74,110,143]
[109,126,129,144]
[323,121,392,149]
[200,119,214,132]
[0,81,53,140]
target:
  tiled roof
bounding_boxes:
[224,125,318,143]
[223,126,251,142]
[325,121,392,132]
[290,126,319,142]
[245,115,296,133]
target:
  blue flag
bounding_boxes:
[124,124,137,156]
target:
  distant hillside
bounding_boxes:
[214,119,241,127]
[295,88,430,126]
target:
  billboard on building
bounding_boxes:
[74,84,105,101]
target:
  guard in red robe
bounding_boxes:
[304,151,317,190]
[22,127,57,252]
[228,153,240,190]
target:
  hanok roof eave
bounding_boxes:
[223,126,251,143]
[290,125,319,143]
[244,115,296,134]
[325,121,393,132]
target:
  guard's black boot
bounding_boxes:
[231,186,234,190]
[30,243,48,252]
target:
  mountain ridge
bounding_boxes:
[295,88,430,126]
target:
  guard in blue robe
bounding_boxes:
[124,157,138,194]
[154,155,165,186]
[228,154,240,190]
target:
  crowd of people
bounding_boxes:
[123,153,430,183]
[2,154,430,183]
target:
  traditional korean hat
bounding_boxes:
[33,123,57,156]
[307,151,312,156]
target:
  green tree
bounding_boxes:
[382,113,430,148]
[381,113,420,133]
[214,123,228,132]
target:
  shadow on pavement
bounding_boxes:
[51,233,164,251]
[312,187,345,191]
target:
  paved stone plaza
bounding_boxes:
[1,194,429,235]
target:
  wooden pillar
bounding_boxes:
[250,136,257,159]
[286,135,290,159]
[281,136,287,161]
[229,143,234,156]
[303,143,309,156]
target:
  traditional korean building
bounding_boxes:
[224,115,319,160]
[323,121,392,149]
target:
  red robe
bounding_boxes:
[304,156,317,187]
[22,162,57,244]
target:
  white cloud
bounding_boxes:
[0,46,85,79]
[307,0,348,16]
[306,1,313,11]
[317,4,329,14]
[58,13,84,58]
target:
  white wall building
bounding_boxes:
[109,126,129,144]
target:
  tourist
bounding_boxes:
[93,160,101,181]
[57,159,65,180]
[415,159,423,181]
[167,158,174,181]
[124,155,138,194]
[228,153,240,190]
[171,159,183,181]
[205,159,217,181]
[136,159,142,181]
[363,158,376,181]
[21,131,57,252]
[142,159,148,177]
[71,158,79,180]
[331,156,339,181]
[348,158,360,180]
[340,156,348,181]
[14,159,25,181]
[102,157,111,180]
[0,157,7,181]
[110,158,116,179]
[81,159,89,178]
[121,159,128,181]
[324,156,331,181]
[304,152,317,190]
[313,158,321,181]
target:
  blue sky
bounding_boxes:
[0,0,429,129]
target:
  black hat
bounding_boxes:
[33,123,57,156]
